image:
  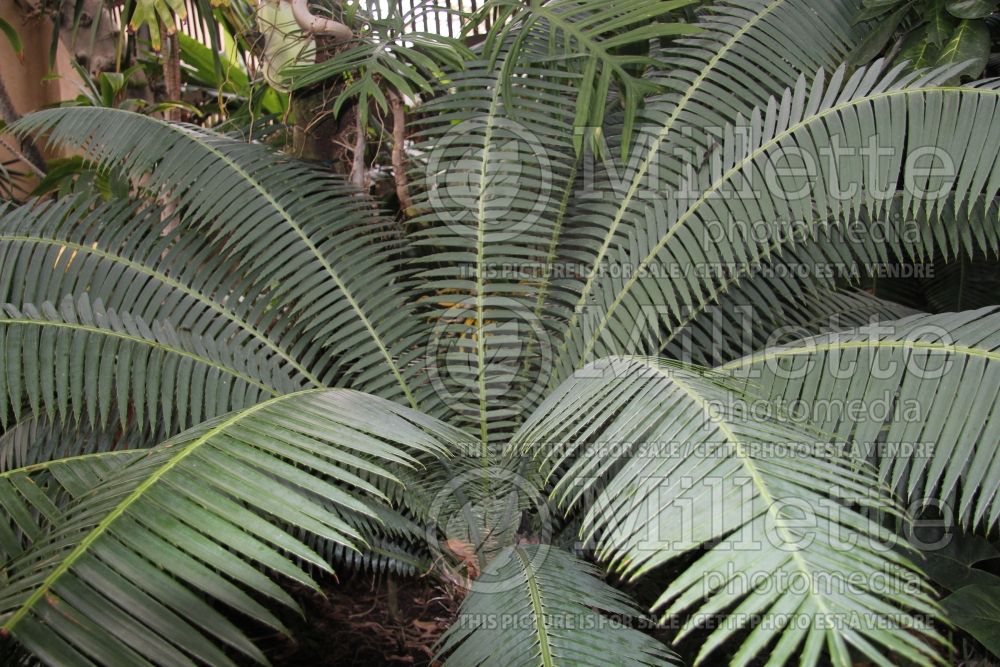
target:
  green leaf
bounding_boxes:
[475,0,701,158]
[178,32,250,97]
[438,545,678,667]
[913,527,1000,592]
[940,585,1000,658]
[848,2,913,66]
[514,357,944,667]
[408,39,582,445]
[546,0,878,387]
[927,3,961,43]
[855,0,909,21]
[934,19,990,79]
[0,18,22,59]
[11,108,425,408]
[0,450,146,564]
[945,0,999,19]
[897,25,942,69]
[0,295,296,432]
[724,309,1000,530]
[0,389,459,666]
[551,64,1000,384]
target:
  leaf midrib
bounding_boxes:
[0,316,275,394]
[721,337,1000,371]
[473,73,505,451]
[550,0,788,380]
[1,235,323,387]
[514,546,555,667]
[577,86,1000,367]
[0,450,147,480]
[0,391,318,632]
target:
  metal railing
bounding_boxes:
[109,1,494,46]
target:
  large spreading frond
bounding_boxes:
[0,389,459,666]
[473,0,701,154]
[512,357,944,666]
[722,308,1000,530]
[11,108,423,407]
[546,0,873,381]
[0,195,320,388]
[0,296,297,432]
[408,40,582,446]
[437,544,677,666]
[552,62,1000,382]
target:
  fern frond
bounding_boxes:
[0,389,458,666]
[438,544,678,666]
[514,357,944,666]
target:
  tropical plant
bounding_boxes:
[4,0,1000,665]
[850,0,999,78]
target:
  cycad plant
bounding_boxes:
[3,0,1000,665]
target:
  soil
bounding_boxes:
[257,573,460,666]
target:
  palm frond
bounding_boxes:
[288,5,470,127]
[437,544,678,666]
[0,389,458,666]
[11,108,424,407]
[408,40,582,446]
[660,289,921,366]
[553,62,1000,383]
[545,0,873,383]
[654,194,1000,364]
[723,308,1000,530]
[0,295,298,432]
[512,357,944,666]
[474,0,701,155]
[0,451,145,566]
[0,195,319,388]
[0,410,153,473]
[922,252,1000,311]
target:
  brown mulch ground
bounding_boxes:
[257,573,461,666]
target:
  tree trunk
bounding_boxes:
[0,70,46,174]
[388,92,413,216]
[163,33,182,120]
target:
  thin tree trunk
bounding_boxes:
[163,33,182,120]
[0,71,46,174]
[388,91,413,216]
[350,106,367,189]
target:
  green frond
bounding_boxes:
[0,389,458,666]
[723,308,1000,530]
[475,0,701,155]
[0,451,146,566]
[654,195,1000,365]
[320,536,431,577]
[513,357,945,667]
[0,411,153,473]
[553,62,1000,382]
[0,195,322,387]
[438,544,678,666]
[547,0,873,383]
[0,295,298,432]
[11,108,423,407]
[315,496,435,577]
[408,41,583,446]
[288,11,470,127]
[660,288,920,366]
[921,252,1000,311]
